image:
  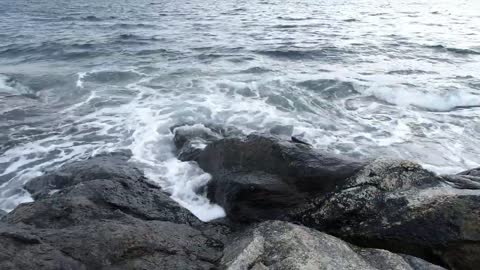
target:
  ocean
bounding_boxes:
[1,0,479,220]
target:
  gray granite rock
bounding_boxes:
[221,221,445,270]
[294,159,480,270]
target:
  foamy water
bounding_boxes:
[1,0,480,220]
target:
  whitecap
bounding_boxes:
[366,86,480,112]
[76,72,87,88]
[0,74,33,96]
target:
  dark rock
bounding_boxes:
[24,150,144,200]
[294,159,480,270]
[0,219,227,270]
[188,133,366,222]
[206,171,305,223]
[440,174,480,189]
[174,129,480,268]
[172,124,242,161]
[0,224,86,270]
[0,153,230,270]
[458,167,480,177]
[221,220,445,270]
[269,124,293,136]
[11,177,200,228]
[5,129,477,269]
[291,136,311,145]
[442,168,480,189]
[198,133,365,196]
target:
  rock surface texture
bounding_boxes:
[293,159,480,270]
[1,126,478,270]
[0,152,229,270]
[173,126,480,270]
[221,221,445,270]
[175,127,366,222]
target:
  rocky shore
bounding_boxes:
[1,124,479,270]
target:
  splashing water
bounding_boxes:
[1,0,480,220]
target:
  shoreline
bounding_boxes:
[1,125,479,269]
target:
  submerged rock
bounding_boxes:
[221,220,445,270]
[0,153,230,270]
[294,159,480,270]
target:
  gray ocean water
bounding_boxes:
[1,0,480,220]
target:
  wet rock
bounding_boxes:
[0,153,230,270]
[173,124,222,161]
[440,174,480,189]
[11,177,200,228]
[24,150,144,200]
[174,130,480,268]
[0,224,86,270]
[269,124,293,136]
[172,123,242,161]
[206,171,304,222]
[187,133,366,222]
[294,159,480,270]
[443,167,480,189]
[290,135,311,145]
[221,220,445,270]
[198,134,365,196]
[0,218,227,270]
[5,129,477,269]
[459,167,480,177]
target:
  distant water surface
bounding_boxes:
[1,0,480,220]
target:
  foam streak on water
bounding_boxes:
[0,0,480,220]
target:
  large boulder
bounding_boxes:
[0,219,226,270]
[294,159,480,270]
[24,150,144,200]
[0,224,86,270]
[174,130,366,222]
[196,134,366,194]
[221,220,445,270]
[0,152,230,270]
[3,129,476,270]
[173,128,480,268]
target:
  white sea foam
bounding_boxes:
[160,159,225,221]
[366,86,480,111]
[0,74,33,95]
[76,72,87,88]
[1,68,479,220]
[1,0,480,224]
